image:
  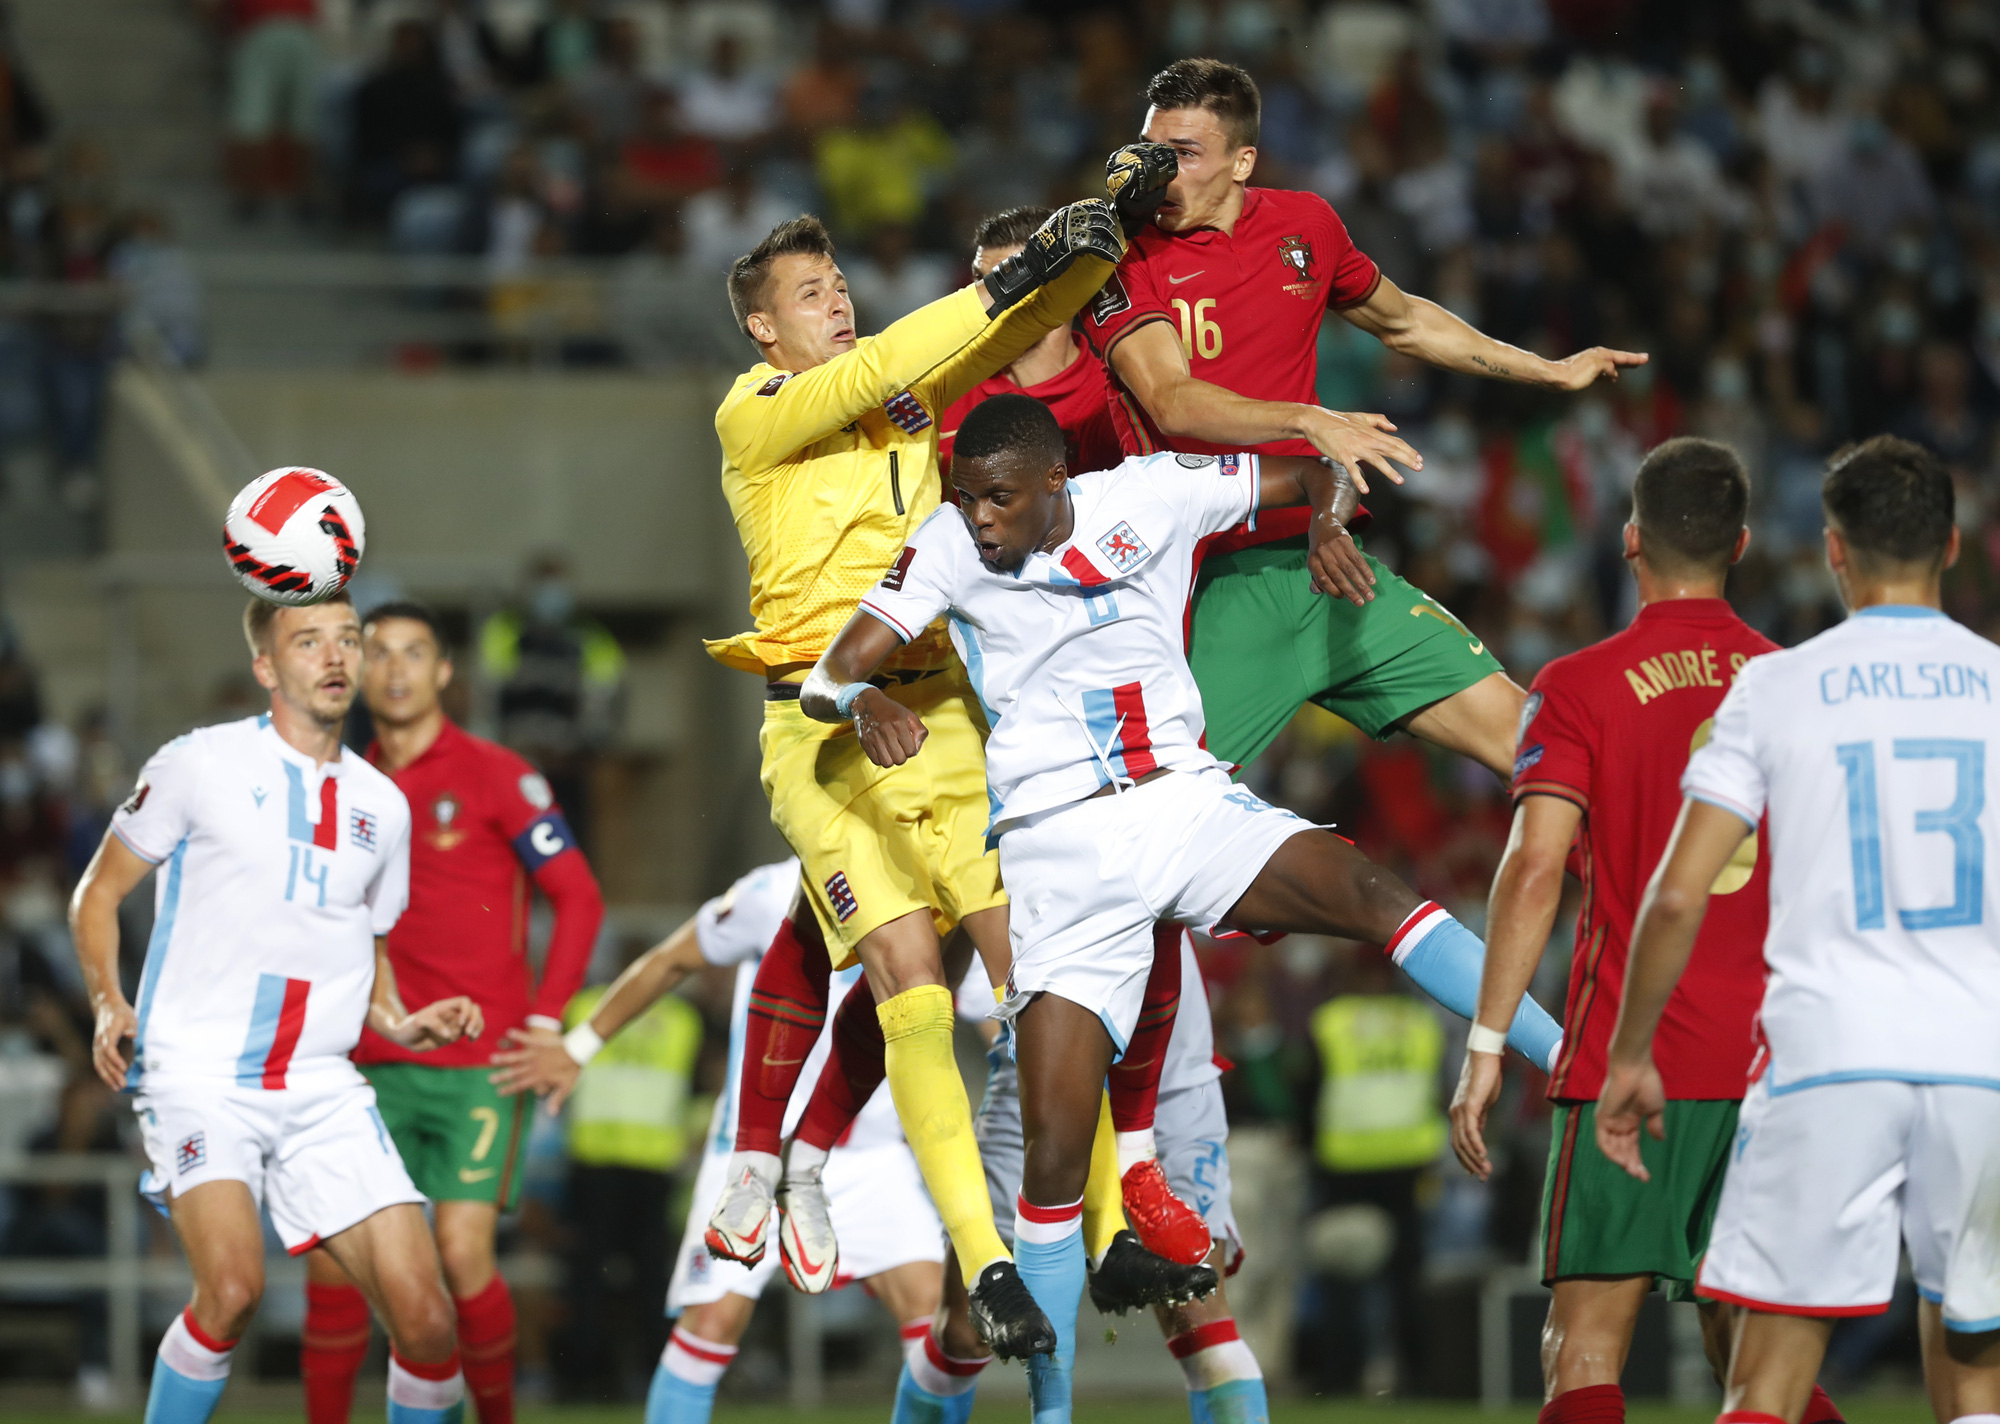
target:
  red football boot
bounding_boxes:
[1120,1159,1212,1265]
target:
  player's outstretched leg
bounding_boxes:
[303,1251,372,1424]
[1109,929,1210,1265]
[708,908,833,1265]
[645,1294,753,1424]
[896,1255,992,1424]
[320,1204,466,1424]
[778,972,885,1292]
[1229,833,1564,1068]
[147,1182,266,1424]
[1160,1281,1268,1424]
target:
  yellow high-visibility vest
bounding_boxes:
[562,986,701,1172]
[1311,995,1446,1173]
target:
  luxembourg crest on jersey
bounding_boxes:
[1097,521,1150,573]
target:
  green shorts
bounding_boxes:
[361,1062,530,1210]
[1188,537,1503,768]
[1541,1099,1740,1301]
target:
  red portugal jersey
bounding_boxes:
[938,332,1123,479]
[1514,599,1777,1102]
[354,719,604,1069]
[1080,186,1381,551]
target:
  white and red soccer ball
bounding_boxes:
[223,467,367,606]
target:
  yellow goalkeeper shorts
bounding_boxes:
[760,666,1006,969]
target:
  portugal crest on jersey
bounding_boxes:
[1278,234,1312,276]
[428,793,467,850]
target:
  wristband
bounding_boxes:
[562,1023,605,1067]
[525,1014,562,1032]
[833,682,874,719]
[1466,1022,1508,1056]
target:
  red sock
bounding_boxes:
[302,1282,371,1424]
[1717,1413,1787,1424]
[795,977,884,1152]
[1801,1386,1844,1424]
[1108,925,1182,1132]
[455,1275,516,1424]
[733,912,832,1155]
[1540,1383,1626,1424]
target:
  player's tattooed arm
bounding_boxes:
[1596,798,1752,1180]
[1339,274,1648,392]
[368,937,485,1050]
[70,831,155,1090]
[801,611,930,768]
[492,915,710,1111]
[1257,457,1376,607]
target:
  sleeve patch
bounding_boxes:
[882,546,917,592]
[883,391,933,433]
[512,811,576,870]
[1218,453,1243,477]
[518,772,553,809]
[1516,690,1544,746]
[1174,453,1216,468]
[1090,273,1131,323]
[1513,743,1544,779]
[120,779,150,815]
[756,373,789,396]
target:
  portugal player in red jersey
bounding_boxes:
[1083,59,1647,784]
[938,207,1123,479]
[302,601,605,1424]
[1448,440,1842,1424]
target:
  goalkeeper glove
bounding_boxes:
[982,199,1124,315]
[1105,142,1178,237]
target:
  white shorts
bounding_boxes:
[134,1071,423,1255]
[997,769,1309,1053]
[667,1137,944,1313]
[1699,1074,2000,1330]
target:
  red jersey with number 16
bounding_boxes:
[1513,598,1778,1102]
[353,719,604,1069]
[1081,186,1381,550]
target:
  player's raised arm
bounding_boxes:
[1108,321,1420,492]
[491,912,709,1112]
[1595,798,1752,1179]
[1254,456,1374,605]
[1339,274,1648,392]
[70,831,156,1090]
[800,610,925,766]
[1450,794,1582,1180]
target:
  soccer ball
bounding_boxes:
[222,467,367,606]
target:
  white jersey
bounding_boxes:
[1683,607,2000,1090]
[860,452,1260,829]
[693,858,903,1153]
[112,716,411,1089]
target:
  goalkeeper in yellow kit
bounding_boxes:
[700,168,1204,1357]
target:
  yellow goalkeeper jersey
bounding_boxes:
[705,259,1117,676]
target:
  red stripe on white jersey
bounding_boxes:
[1110,681,1158,777]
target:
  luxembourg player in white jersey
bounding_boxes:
[488,858,949,1424]
[1599,437,2000,1424]
[71,593,483,1424]
[799,392,1563,1422]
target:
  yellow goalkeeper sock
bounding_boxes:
[1081,1090,1126,1265]
[878,984,1010,1280]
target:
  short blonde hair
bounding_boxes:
[243,590,353,657]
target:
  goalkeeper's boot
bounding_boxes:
[703,1153,777,1265]
[1121,1159,1213,1265]
[968,1260,1059,1362]
[1087,1230,1218,1316]
[775,1162,841,1293]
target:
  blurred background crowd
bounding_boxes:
[0,0,1995,1409]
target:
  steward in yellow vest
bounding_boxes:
[1310,993,1446,1174]
[562,985,702,1172]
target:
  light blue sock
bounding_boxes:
[1391,905,1564,1070]
[385,1355,465,1424]
[1195,1378,1270,1424]
[646,1359,719,1424]
[1014,1199,1086,1424]
[143,1363,228,1424]
[144,1312,231,1424]
[894,1360,985,1424]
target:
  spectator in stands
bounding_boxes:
[604,90,719,233]
[842,221,950,329]
[1811,109,1936,257]
[349,20,464,222]
[566,14,656,153]
[1615,84,1742,237]
[778,18,861,138]
[814,79,952,238]
[683,159,792,272]
[612,206,735,368]
[108,208,204,366]
[512,0,598,89]
[212,0,319,219]
[432,0,511,109]
[0,17,51,175]
[676,31,775,149]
